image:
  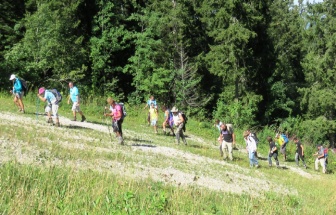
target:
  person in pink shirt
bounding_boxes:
[104,97,124,144]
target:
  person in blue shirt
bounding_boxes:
[143,95,157,125]
[37,87,60,127]
[67,82,86,122]
[9,74,25,113]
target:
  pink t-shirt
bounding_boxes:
[110,104,122,120]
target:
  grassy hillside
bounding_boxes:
[0,93,335,214]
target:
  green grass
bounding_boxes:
[0,92,336,214]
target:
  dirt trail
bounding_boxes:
[0,112,315,196]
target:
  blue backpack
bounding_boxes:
[281,134,289,144]
[168,110,174,127]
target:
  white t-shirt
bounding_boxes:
[173,113,182,126]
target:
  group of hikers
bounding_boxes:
[143,95,187,145]
[9,75,187,145]
[9,74,86,127]
[9,74,329,173]
[215,119,329,173]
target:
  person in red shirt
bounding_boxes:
[104,97,124,144]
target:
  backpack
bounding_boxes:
[181,112,188,124]
[118,103,127,119]
[168,110,174,127]
[250,132,259,144]
[49,89,62,104]
[180,112,188,132]
[19,78,28,94]
[324,148,328,164]
[281,134,289,144]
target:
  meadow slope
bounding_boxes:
[0,109,335,214]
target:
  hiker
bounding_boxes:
[104,97,124,144]
[171,106,187,145]
[324,146,329,170]
[37,87,60,127]
[162,105,175,136]
[214,119,223,131]
[149,103,158,133]
[294,137,307,169]
[313,145,326,174]
[275,133,289,161]
[143,95,157,125]
[244,130,259,167]
[214,119,223,156]
[67,82,86,122]
[267,136,280,168]
[9,74,25,113]
[247,130,259,158]
[220,123,235,161]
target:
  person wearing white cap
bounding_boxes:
[9,74,25,113]
[171,106,187,145]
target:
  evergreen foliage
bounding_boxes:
[0,0,335,145]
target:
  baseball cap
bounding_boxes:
[9,74,16,80]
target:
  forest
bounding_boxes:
[1,0,335,147]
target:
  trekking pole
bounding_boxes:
[104,108,113,142]
[36,96,40,121]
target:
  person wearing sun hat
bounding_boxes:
[9,74,25,113]
[171,106,187,145]
[37,87,60,127]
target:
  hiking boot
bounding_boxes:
[55,122,60,127]
[81,116,86,122]
[175,139,180,145]
[47,118,53,124]
[183,139,187,145]
[22,109,25,114]
[72,117,76,121]
[255,165,259,168]
[304,165,307,169]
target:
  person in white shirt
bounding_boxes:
[244,130,259,168]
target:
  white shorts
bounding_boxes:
[51,101,59,118]
[45,104,52,113]
[151,119,157,126]
[72,102,80,112]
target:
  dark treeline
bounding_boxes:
[1,0,335,146]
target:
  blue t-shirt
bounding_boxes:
[13,78,23,93]
[44,90,56,103]
[147,99,157,107]
[70,86,79,102]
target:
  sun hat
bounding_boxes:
[171,106,178,112]
[9,74,16,80]
[38,87,45,95]
[243,130,249,137]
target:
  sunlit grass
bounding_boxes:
[0,92,335,214]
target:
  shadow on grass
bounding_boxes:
[127,137,154,144]
[62,124,92,130]
[131,143,157,148]
[257,156,268,161]
[186,144,211,149]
